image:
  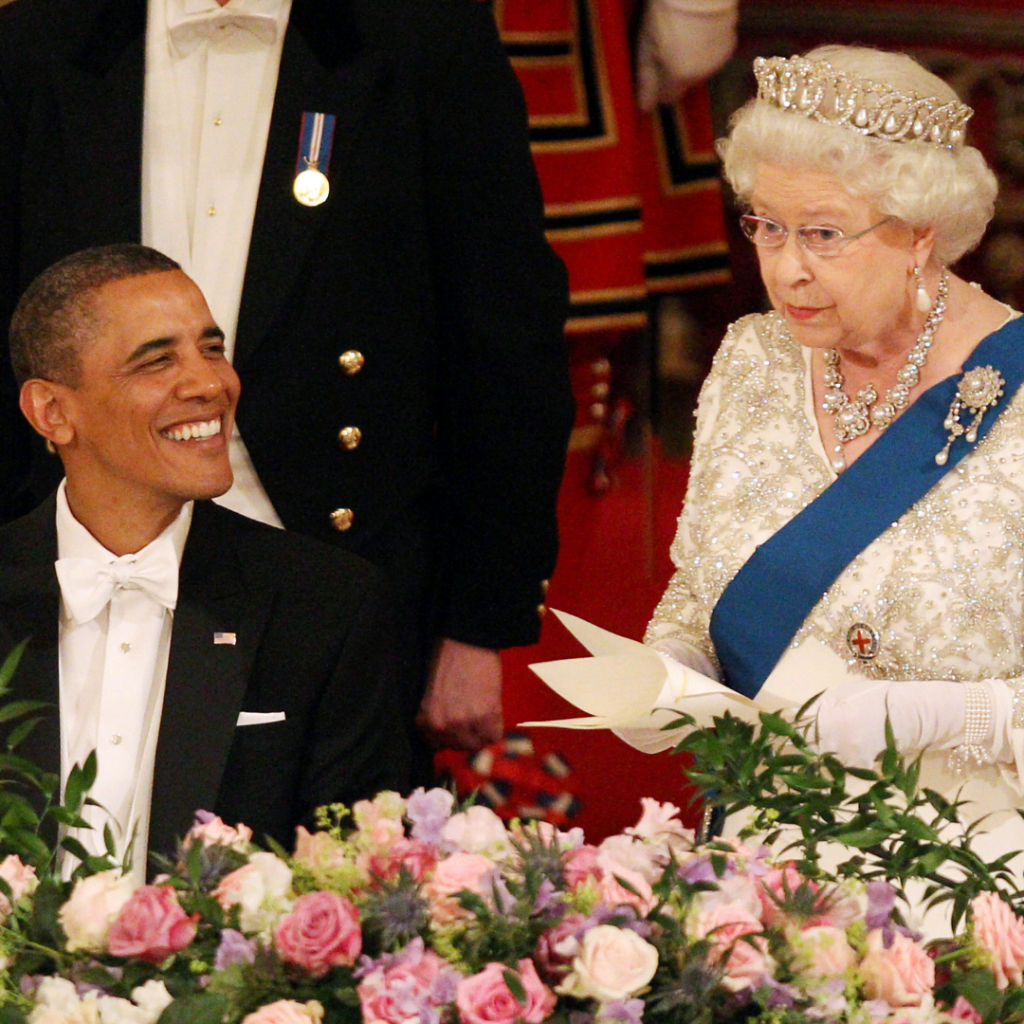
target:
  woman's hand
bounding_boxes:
[809,678,1012,769]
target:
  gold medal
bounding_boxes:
[293,167,330,207]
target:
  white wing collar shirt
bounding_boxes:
[143,0,291,528]
[54,482,192,882]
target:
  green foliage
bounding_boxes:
[670,704,1018,929]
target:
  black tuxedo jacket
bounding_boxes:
[0,497,411,861]
[0,0,573,677]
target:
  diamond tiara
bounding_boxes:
[753,55,973,149]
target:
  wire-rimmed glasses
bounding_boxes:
[739,214,894,257]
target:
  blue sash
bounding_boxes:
[708,315,1024,699]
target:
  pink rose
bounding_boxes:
[456,960,555,1024]
[241,999,324,1024]
[186,813,253,851]
[860,931,935,1006]
[535,913,587,981]
[947,996,983,1023]
[353,792,407,847]
[971,891,1024,990]
[0,855,37,920]
[757,864,818,928]
[275,891,361,977]
[59,870,136,953]
[293,827,351,875]
[360,838,438,884]
[564,846,602,889]
[691,902,767,990]
[358,947,457,1024]
[793,926,856,980]
[423,852,495,924]
[107,885,199,964]
[596,862,655,915]
[719,935,767,993]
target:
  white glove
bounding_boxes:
[810,678,1013,769]
[649,636,719,680]
[636,0,738,111]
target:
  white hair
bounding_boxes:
[719,45,997,264]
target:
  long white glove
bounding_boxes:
[810,678,1014,770]
[636,0,738,111]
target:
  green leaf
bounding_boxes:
[0,640,29,693]
[0,698,52,724]
[6,714,44,751]
[157,993,229,1024]
[503,969,527,1006]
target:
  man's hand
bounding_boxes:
[416,638,503,751]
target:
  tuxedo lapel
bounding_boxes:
[233,0,388,368]
[53,0,145,249]
[0,499,61,784]
[149,503,272,858]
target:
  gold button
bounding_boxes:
[590,402,607,421]
[214,117,223,126]
[207,206,217,216]
[338,426,362,451]
[591,381,610,398]
[537,603,547,619]
[338,350,365,375]
[540,579,550,596]
[591,358,611,375]
[329,508,354,531]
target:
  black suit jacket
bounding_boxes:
[0,497,411,860]
[0,0,573,679]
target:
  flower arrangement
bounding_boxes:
[0,646,1022,1024]
[0,790,1020,1024]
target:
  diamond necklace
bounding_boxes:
[821,268,949,472]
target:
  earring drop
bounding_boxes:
[913,266,932,314]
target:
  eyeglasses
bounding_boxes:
[739,214,894,257]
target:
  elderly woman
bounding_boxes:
[644,45,1024,831]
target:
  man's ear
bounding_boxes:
[19,379,76,448]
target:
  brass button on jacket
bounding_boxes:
[338,426,362,450]
[329,508,355,531]
[338,350,365,375]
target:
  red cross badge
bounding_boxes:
[846,622,880,660]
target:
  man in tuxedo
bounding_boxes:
[0,0,574,759]
[0,244,410,878]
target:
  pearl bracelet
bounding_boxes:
[948,682,995,776]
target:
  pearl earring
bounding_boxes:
[913,266,932,314]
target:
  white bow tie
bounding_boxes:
[168,8,279,58]
[55,538,180,625]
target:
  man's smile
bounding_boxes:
[159,416,223,442]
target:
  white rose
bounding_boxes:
[59,871,136,954]
[96,996,150,1024]
[598,835,663,883]
[214,852,293,934]
[559,925,659,1003]
[28,982,101,1024]
[440,806,512,859]
[128,981,174,1022]
[32,977,82,1014]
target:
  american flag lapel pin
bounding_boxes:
[214,632,237,646]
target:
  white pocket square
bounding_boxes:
[236,711,286,726]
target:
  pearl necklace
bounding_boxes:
[822,268,949,472]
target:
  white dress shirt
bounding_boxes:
[56,483,192,881]
[142,0,292,527]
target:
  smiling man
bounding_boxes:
[0,244,410,879]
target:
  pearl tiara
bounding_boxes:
[753,55,973,149]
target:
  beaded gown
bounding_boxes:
[643,310,1024,854]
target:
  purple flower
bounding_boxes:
[405,788,455,846]
[587,903,652,937]
[678,858,717,885]
[193,809,216,825]
[865,881,897,930]
[534,878,559,914]
[596,998,645,1024]
[214,928,257,971]
[759,976,799,1009]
